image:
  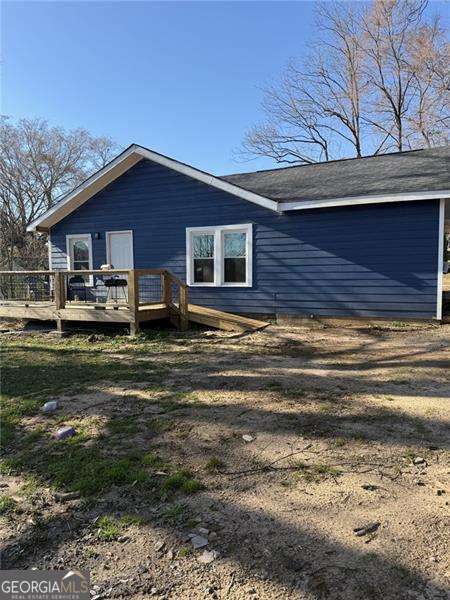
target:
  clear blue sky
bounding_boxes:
[2,1,448,175]
[2,1,321,173]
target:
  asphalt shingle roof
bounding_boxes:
[222,146,450,202]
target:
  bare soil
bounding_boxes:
[1,322,449,599]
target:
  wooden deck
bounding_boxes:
[0,269,269,334]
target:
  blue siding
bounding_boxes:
[50,159,440,319]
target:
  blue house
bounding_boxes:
[28,144,450,323]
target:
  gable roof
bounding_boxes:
[223,146,450,209]
[27,144,279,231]
[28,144,450,231]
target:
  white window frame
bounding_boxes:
[66,234,93,285]
[105,230,134,269]
[186,223,252,287]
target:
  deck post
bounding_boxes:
[128,269,140,336]
[179,285,189,331]
[56,318,67,335]
[54,272,65,310]
[162,271,173,306]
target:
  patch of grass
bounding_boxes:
[0,459,16,476]
[295,462,342,483]
[178,546,192,557]
[403,449,417,461]
[19,476,40,499]
[161,470,204,495]
[119,514,147,527]
[1,336,172,402]
[333,437,347,447]
[413,421,430,436]
[147,417,174,434]
[12,440,153,497]
[0,396,40,450]
[205,457,225,473]
[0,495,18,516]
[159,503,186,526]
[312,464,342,477]
[142,451,166,469]
[108,417,137,436]
[301,470,322,484]
[97,516,120,541]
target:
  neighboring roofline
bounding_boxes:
[279,189,450,211]
[27,144,280,231]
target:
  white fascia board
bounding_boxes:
[27,145,279,232]
[279,190,450,212]
[279,190,450,211]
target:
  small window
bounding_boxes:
[193,233,215,283]
[186,224,252,287]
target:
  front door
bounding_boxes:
[106,231,134,269]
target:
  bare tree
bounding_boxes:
[0,118,119,269]
[406,17,450,147]
[242,2,367,164]
[242,0,449,165]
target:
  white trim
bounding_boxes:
[65,234,93,285]
[27,145,279,231]
[436,199,445,320]
[280,190,450,211]
[105,230,134,269]
[186,223,253,287]
[47,232,52,270]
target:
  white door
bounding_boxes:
[107,231,134,269]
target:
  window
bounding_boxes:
[193,233,215,283]
[66,234,93,282]
[223,231,246,283]
[186,224,252,287]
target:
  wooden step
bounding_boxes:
[187,303,269,332]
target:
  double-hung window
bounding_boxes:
[186,224,252,287]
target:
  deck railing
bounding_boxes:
[0,271,55,304]
[0,268,189,331]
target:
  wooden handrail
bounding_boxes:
[64,269,130,276]
[166,272,188,290]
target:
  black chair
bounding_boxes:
[68,275,87,302]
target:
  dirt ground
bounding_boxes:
[1,321,449,599]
